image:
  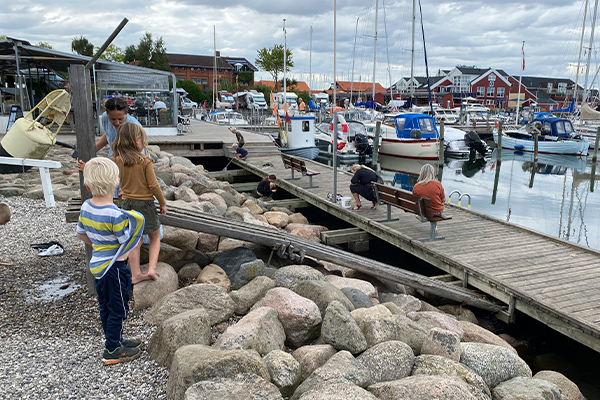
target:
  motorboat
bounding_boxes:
[372,113,440,160]
[494,116,588,156]
[444,128,489,158]
[207,110,248,125]
[277,114,319,160]
[315,115,372,157]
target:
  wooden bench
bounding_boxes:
[371,182,451,242]
[0,156,61,208]
[281,154,320,188]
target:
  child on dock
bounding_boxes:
[76,157,144,365]
[112,123,167,284]
[232,143,248,160]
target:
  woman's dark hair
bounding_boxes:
[268,175,276,180]
[105,96,128,111]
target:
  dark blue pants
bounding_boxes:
[95,260,131,351]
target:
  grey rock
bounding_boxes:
[292,344,337,381]
[212,246,257,281]
[155,170,174,186]
[438,304,479,324]
[178,263,202,280]
[360,314,428,354]
[291,351,372,400]
[273,265,326,290]
[407,311,464,339]
[341,287,373,309]
[224,205,249,221]
[0,187,25,197]
[534,370,585,400]
[297,378,379,400]
[412,354,491,400]
[492,377,562,400]
[195,264,231,293]
[158,249,211,272]
[132,262,179,310]
[263,350,302,397]
[351,304,392,332]
[293,280,355,318]
[459,320,517,354]
[170,156,196,168]
[198,192,228,215]
[231,259,265,290]
[367,375,479,400]
[148,309,211,368]
[144,284,235,326]
[184,373,283,400]
[270,206,293,215]
[420,327,462,362]
[229,276,277,315]
[174,186,198,202]
[378,293,421,314]
[167,345,269,400]
[320,301,367,355]
[460,342,521,389]
[196,201,222,216]
[162,225,199,250]
[215,189,241,207]
[357,340,414,384]
[214,307,285,355]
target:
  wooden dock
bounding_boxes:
[229,153,600,353]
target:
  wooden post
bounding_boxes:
[533,132,539,163]
[372,121,381,165]
[69,64,97,295]
[491,158,502,205]
[497,121,503,162]
[529,163,536,188]
[438,121,445,167]
[591,127,600,192]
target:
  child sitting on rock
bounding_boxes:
[76,157,144,365]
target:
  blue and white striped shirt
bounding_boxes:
[76,200,145,279]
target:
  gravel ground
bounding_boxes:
[0,196,168,399]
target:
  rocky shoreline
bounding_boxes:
[0,142,588,399]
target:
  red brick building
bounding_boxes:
[469,69,511,109]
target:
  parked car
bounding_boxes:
[181,97,198,108]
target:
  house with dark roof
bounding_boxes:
[167,52,256,91]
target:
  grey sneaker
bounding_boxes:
[120,338,141,348]
[102,345,141,365]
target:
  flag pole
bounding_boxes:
[515,41,524,125]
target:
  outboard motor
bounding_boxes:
[354,133,372,155]
[464,130,487,156]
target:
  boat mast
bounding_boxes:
[409,0,415,98]
[583,0,599,103]
[372,0,378,112]
[283,19,287,105]
[309,25,312,94]
[383,0,394,106]
[350,18,359,104]
[515,41,524,125]
[573,0,589,105]
[213,25,216,112]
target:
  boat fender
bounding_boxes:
[280,130,288,148]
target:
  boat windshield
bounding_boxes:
[419,118,436,134]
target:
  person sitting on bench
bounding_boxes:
[257,174,277,199]
[350,164,379,210]
[412,163,446,217]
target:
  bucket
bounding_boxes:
[338,196,352,208]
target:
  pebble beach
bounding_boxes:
[0,196,169,399]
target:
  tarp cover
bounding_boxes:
[580,102,600,121]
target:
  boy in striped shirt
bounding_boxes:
[76,157,145,365]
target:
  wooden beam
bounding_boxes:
[320,227,373,245]
[230,182,260,192]
[265,198,310,210]
[208,169,253,179]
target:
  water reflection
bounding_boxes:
[375,152,600,250]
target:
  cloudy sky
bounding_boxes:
[1,0,597,90]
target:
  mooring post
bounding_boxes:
[438,121,445,167]
[372,121,381,165]
[497,121,503,162]
[591,127,600,192]
[70,64,97,295]
[533,132,539,163]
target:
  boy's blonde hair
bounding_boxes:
[0,202,11,225]
[112,123,148,166]
[83,157,120,196]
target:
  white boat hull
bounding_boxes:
[493,131,588,156]
[379,137,439,160]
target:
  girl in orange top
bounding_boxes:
[412,163,446,216]
[112,123,167,284]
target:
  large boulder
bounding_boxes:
[357,340,414,384]
[263,350,302,397]
[272,265,326,290]
[167,345,269,400]
[242,199,264,215]
[231,259,265,290]
[158,249,211,272]
[178,263,202,281]
[378,293,421,314]
[407,311,464,339]
[184,373,283,400]
[263,211,289,228]
[325,275,377,300]
[197,232,220,253]
[284,223,328,237]
[288,213,309,224]
[492,377,562,400]
[460,342,521,389]
[420,327,461,362]
[351,304,392,331]
[291,351,372,400]
[162,225,200,250]
[438,304,479,324]
[174,186,198,202]
[359,314,428,354]
[132,262,179,310]
[198,192,228,215]
[411,354,491,400]
[170,156,196,168]
[341,287,373,309]
[320,301,367,355]
[253,287,322,347]
[212,247,257,282]
[148,309,211,368]
[297,379,379,400]
[195,263,231,293]
[293,280,355,317]
[229,276,277,315]
[214,307,286,355]
[367,375,479,400]
[144,284,235,326]
[533,370,585,400]
[459,320,517,354]
[292,344,337,381]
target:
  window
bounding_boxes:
[477,87,485,96]
[485,99,494,105]
[547,82,553,92]
[487,87,495,97]
[303,121,310,131]
[558,82,567,94]
[488,73,496,81]
[396,118,405,132]
[497,87,505,97]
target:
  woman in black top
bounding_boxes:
[257,175,277,198]
[349,164,378,210]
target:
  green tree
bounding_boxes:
[176,80,210,104]
[36,42,53,49]
[237,71,254,86]
[97,44,125,62]
[124,32,170,71]
[295,90,310,105]
[255,44,293,92]
[71,36,94,56]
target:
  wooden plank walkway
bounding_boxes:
[232,153,600,353]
